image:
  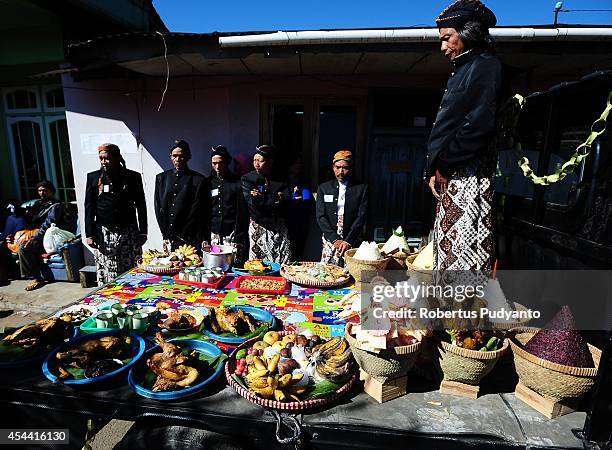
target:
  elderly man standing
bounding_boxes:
[155,140,209,250]
[427,0,501,277]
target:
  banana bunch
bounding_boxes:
[142,249,164,265]
[312,337,353,383]
[176,244,197,258]
[244,354,306,402]
[174,245,201,266]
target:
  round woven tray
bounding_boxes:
[405,253,433,283]
[225,332,356,411]
[280,263,351,288]
[345,324,422,380]
[343,249,391,283]
[138,258,202,276]
[438,337,509,385]
[509,328,601,401]
[490,302,533,331]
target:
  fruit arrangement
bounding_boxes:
[244,259,271,273]
[231,331,354,403]
[141,245,202,269]
[446,329,503,352]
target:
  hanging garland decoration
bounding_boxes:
[494,91,612,186]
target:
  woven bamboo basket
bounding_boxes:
[406,253,433,284]
[509,328,601,401]
[345,323,422,378]
[345,324,423,380]
[490,302,533,331]
[438,338,509,385]
[343,249,391,283]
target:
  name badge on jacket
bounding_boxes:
[103,185,110,193]
[211,188,219,197]
[324,195,334,203]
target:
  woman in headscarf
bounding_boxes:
[209,145,248,265]
[241,145,292,264]
[84,143,147,285]
[316,150,369,266]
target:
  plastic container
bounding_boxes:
[128,339,225,400]
[234,276,288,294]
[42,330,145,385]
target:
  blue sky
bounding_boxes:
[153,0,612,33]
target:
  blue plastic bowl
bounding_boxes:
[128,339,225,401]
[42,330,145,385]
[0,325,78,369]
[201,306,276,344]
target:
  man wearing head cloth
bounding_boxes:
[426,0,501,277]
[154,139,209,250]
[85,143,147,285]
[241,144,292,263]
[316,149,369,266]
[208,145,248,264]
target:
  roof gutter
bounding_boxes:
[219,27,612,47]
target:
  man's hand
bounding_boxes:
[86,237,97,249]
[250,189,260,198]
[333,240,351,256]
[435,170,448,196]
[135,234,147,247]
[429,175,441,201]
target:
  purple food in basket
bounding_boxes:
[524,305,594,368]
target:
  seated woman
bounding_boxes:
[316,150,369,267]
[240,145,292,264]
[14,181,71,291]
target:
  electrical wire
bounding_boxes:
[155,31,170,112]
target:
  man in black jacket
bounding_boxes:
[427,0,501,275]
[209,145,248,264]
[85,143,147,285]
[316,150,368,266]
[154,140,209,250]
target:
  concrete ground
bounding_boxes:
[0,279,135,449]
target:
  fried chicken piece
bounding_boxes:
[3,317,69,348]
[147,333,199,391]
[56,335,131,368]
[163,312,196,330]
[212,307,258,335]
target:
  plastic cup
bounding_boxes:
[95,312,114,329]
[111,303,125,316]
[115,312,128,330]
[131,312,149,331]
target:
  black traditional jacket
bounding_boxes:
[315,179,368,247]
[427,50,502,177]
[154,168,209,246]
[85,168,147,238]
[241,171,290,227]
[209,172,248,242]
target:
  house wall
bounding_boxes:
[63,72,442,252]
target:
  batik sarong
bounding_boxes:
[248,219,292,264]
